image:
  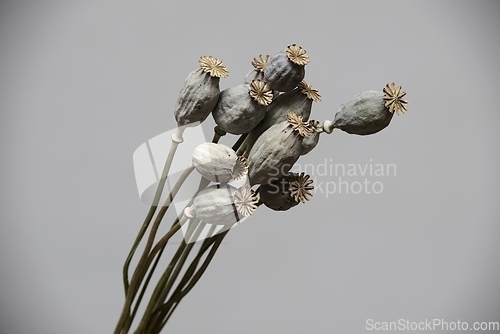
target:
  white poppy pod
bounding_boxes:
[192,143,248,183]
[191,184,258,226]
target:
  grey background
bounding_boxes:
[1,0,499,333]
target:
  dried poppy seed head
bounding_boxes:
[234,184,259,217]
[191,185,241,226]
[251,55,270,72]
[232,156,248,181]
[287,111,313,137]
[383,82,408,115]
[247,120,303,186]
[249,79,273,106]
[212,83,267,134]
[298,81,321,102]
[174,58,225,127]
[332,90,395,135]
[199,56,229,78]
[286,44,310,66]
[289,172,314,203]
[263,48,305,92]
[192,142,240,183]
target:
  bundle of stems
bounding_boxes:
[114,130,249,334]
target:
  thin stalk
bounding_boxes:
[123,127,185,293]
[232,133,248,151]
[114,220,181,334]
[156,203,264,327]
[120,164,195,331]
[134,214,196,334]
[144,220,206,332]
[235,134,249,156]
[151,229,220,330]
[156,231,228,333]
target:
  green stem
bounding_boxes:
[145,220,206,333]
[156,231,228,332]
[232,132,248,151]
[134,214,196,334]
[153,231,219,329]
[235,134,249,156]
[120,165,195,331]
[122,128,185,294]
[114,221,181,334]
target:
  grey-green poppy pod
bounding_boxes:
[263,44,309,92]
[247,112,313,186]
[174,56,229,127]
[326,83,408,135]
[212,79,272,135]
[260,172,314,211]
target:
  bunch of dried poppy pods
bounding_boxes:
[174,44,407,223]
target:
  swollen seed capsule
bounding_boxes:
[247,112,313,186]
[263,44,309,92]
[212,79,273,135]
[332,83,408,135]
[191,184,258,226]
[174,56,229,127]
[192,143,248,183]
[259,173,299,211]
[260,172,314,211]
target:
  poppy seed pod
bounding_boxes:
[328,83,408,135]
[247,112,313,186]
[212,79,273,135]
[192,142,248,183]
[190,184,258,226]
[246,81,321,154]
[259,173,298,211]
[263,44,309,92]
[174,56,229,127]
[260,172,314,211]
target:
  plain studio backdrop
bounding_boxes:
[1,1,499,333]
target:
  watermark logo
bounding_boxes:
[132,124,250,243]
[291,159,396,197]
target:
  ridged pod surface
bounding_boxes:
[174,69,220,127]
[192,185,241,226]
[212,80,271,135]
[174,56,228,127]
[192,143,239,183]
[333,90,394,135]
[247,112,311,185]
[263,51,305,92]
